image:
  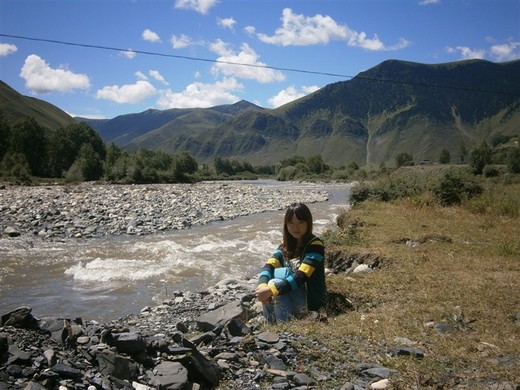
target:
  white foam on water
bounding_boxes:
[64,257,174,282]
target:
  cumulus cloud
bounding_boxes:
[445,46,486,59]
[174,0,218,15]
[149,70,169,85]
[244,26,256,35]
[209,39,285,83]
[217,17,236,30]
[120,49,136,59]
[156,77,243,109]
[170,34,192,49]
[255,8,410,51]
[20,54,90,94]
[142,29,161,43]
[268,85,320,108]
[490,41,520,61]
[135,71,148,80]
[446,38,519,61]
[0,43,17,57]
[419,0,440,5]
[96,80,156,104]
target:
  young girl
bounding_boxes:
[255,203,327,323]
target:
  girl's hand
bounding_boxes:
[255,285,273,304]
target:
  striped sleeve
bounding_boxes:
[274,237,325,296]
[257,247,284,286]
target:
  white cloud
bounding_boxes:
[209,39,286,83]
[149,70,169,85]
[217,17,236,30]
[174,0,218,15]
[446,46,486,59]
[490,41,520,61]
[244,26,256,35]
[156,77,243,109]
[419,0,440,5]
[142,29,161,43]
[170,34,192,49]
[257,8,348,46]
[96,80,156,104]
[20,54,90,94]
[135,71,148,80]
[0,43,17,57]
[268,85,320,108]
[120,49,136,59]
[256,8,410,51]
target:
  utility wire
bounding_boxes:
[1,33,519,97]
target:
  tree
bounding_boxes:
[307,155,327,174]
[10,117,47,176]
[0,113,11,162]
[507,146,520,174]
[214,156,233,175]
[66,143,104,181]
[469,141,492,175]
[175,151,198,176]
[49,122,106,177]
[439,149,451,164]
[458,141,467,163]
[395,152,414,168]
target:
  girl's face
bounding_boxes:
[286,214,308,241]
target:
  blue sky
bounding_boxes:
[0,0,519,119]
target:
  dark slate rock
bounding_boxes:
[96,350,138,380]
[0,307,38,329]
[293,373,315,386]
[51,363,82,380]
[151,361,189,390]
[194,300,247,332]
[257,331,280,344]
[111,332,146,354]
[388,346,425,358]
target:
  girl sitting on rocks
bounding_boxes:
[255,203,327,323]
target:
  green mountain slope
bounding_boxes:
[1,59,519,167]
[0,80,75,131]
[121,59,519,166]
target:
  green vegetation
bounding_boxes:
[263,166,520,389]
[1,112,519,189]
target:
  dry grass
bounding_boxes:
[275,185,520,388]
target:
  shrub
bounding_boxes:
[483,165,500,177]
[432,171,482,206]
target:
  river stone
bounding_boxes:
[96,350,138,380]
[0,307,38,329]
[194,300,247,332]
[257,331,280,344]
[151,361,189,390]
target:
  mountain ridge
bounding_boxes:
[1,59,519,167]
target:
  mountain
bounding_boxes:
[80,100,264,151]
[85,59,520,166]
[2,59,519,167]
[0,80,75,131]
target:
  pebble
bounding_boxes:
[0,182,329,239]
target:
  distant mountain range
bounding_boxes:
[2,59,519,167]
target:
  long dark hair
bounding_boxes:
[282,203,314,259]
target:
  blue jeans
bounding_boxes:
[262,279,307,324]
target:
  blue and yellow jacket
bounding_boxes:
[257,235,327,311]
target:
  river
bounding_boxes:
[0,181,351,323]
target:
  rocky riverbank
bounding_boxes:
[0,182,329,239]
[0,270,403,390]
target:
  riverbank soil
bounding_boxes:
[276,197,519,389]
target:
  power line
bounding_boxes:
[1,33,519,97]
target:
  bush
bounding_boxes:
[483,165,500,177]
[349,183,371,204]
[432,171,482,206]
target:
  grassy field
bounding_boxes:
[276,174,520,389]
